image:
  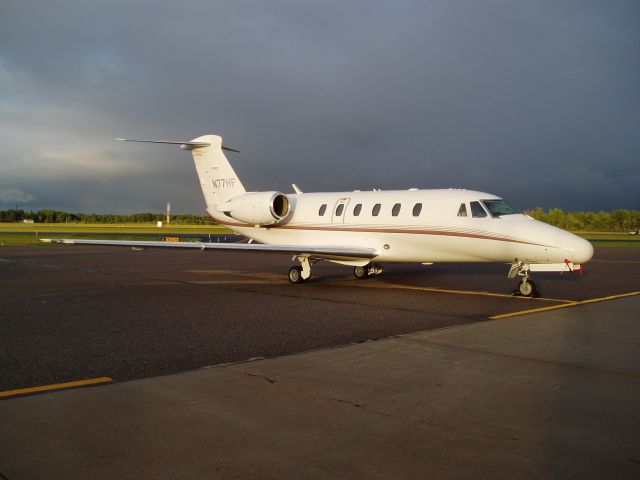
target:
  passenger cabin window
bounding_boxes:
[353,204,362,216]
[392,203,401,216]
[412,203,422,216]
[372,203,381,216]
[335,204,344,217]
[319,204,327,216]
[470,201,487,218]
[482,200,519,217]
[457,204,467,217]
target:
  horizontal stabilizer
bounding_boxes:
[115,138,239,152]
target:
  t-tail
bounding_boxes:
[115,135,246,208]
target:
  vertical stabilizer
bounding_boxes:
[188,135,246,207]
[115,134,246,210]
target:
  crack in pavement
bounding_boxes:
[243,370,277,384]
[396,337,640,380]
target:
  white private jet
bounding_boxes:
[43,134,594,297]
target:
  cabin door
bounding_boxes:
[331,198,351,224]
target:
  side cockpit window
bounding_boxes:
[457,203,467,217]
[482,199,519,217]
[470,201,487,218]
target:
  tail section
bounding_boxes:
[116,134,246,208]
[188,135,246,207]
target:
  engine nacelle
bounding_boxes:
[221,191,290,226]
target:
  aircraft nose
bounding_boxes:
[567,235,594,264]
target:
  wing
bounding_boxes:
[40,238,378,262]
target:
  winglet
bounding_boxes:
[292,184,303,195]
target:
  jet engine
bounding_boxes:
[221,191,290,226]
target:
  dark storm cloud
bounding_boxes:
[1,0,638,213]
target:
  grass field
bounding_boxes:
[0,223,638,247]
[574,232,640,248]
[0,223,232,234]
[0,223,233,247]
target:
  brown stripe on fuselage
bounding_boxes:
[210,215,551,248]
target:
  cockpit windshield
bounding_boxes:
[481,199,519,217]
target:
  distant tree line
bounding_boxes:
[1,207,638,231]
[524,208,640,232]
[0,209,216,225]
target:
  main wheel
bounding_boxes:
[288,266,304,284]
[518,279,536,297]
[354,265,370,280]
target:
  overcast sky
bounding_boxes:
[1,0,639,214]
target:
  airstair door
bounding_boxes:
[331,198,351,224]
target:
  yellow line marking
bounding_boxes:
[385,284,568,302]
[490,291,640,320]
[0,377,112,399]
[343,280,573,303]
[353,281,572,303]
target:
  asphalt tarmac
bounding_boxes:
[1,245,638,392]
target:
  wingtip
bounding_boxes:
[40,239,71,244]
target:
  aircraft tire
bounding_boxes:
[518,279,536,297]
[288,266,304,284]
[354,265,370,280]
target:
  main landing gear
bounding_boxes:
[508,262,538,297]
[288,258,383,284]
[288,256,315,284]
[288,266,304,284]
[353,263,382,280]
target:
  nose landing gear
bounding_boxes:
[517,277,536,297]
[508,262,539,297]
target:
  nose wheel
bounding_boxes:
[516,278,536,297]
[508,262,539,297]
